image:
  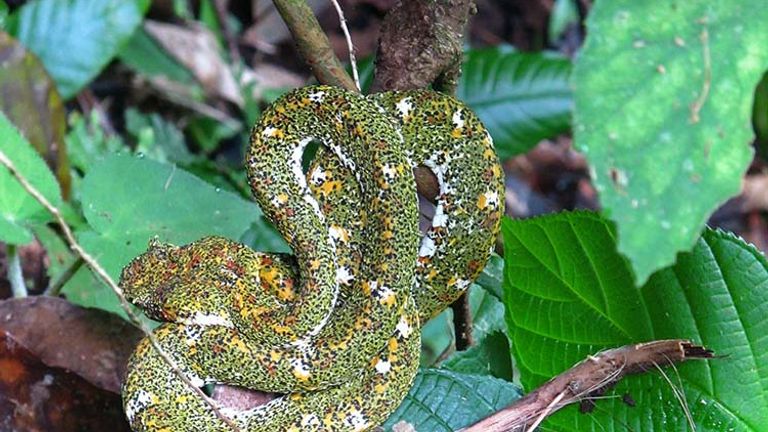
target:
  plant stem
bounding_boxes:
[45,256,85,296]
[6,244,28,297]
[272,0,357,92]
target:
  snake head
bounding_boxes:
[120,238,181,322]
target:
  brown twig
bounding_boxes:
[272,0,357,91]
[0,149,242,432]
[463,340,714,431]
[370,0,476,93]
[451,292,474,351]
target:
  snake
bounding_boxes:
[120,85,504,431]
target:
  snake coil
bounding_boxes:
[121,86,504,431]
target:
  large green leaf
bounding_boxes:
[65,154,262,315]
[9,0,149,99]
[441,331,513,381]
[458,46,572,159]
[503,212,768,430]
[573,1,768,284]
[118,25,195,84]
[0,111,61,244]
[383,369,521,431]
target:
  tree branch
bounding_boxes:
[463,340,714,431]
[272,0,357,91]
[371,0,476,93]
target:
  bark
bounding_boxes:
[464,340,714,431]
[371,0,476,93]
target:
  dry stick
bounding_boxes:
[0,149,242,432]
[328,0,360,91]
[272,0,357,92]
[463,340,714,431]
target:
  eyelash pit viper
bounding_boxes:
[120,85,504,431]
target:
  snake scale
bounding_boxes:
[121,85,504,431]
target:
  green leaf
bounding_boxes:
[186,115,241,154]
[419,309,453,366]
[383,369,522,431]
[458,46,572,159]
[548,0,579,43]
[0,2,8,27]
[64,154,262,315]
[503,212,768,430]
[65,111,125,174]
[31,224,74,281]
[0,111,61,244]
[352,56,375,94]
[753,72,768,157]
[442,331,513,381]
[125,108,196,165]
[420,282,507,367]
[118,26,195,84]
[475,252,503,299]
[573,1,768,284]
[468,282,506,342]
[9,0,149,99]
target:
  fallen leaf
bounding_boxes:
[144,20,243,106]
[0,296,142,393]
[0,331,129,431]
[0,31,70,198]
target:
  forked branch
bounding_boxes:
[463,340,714,431]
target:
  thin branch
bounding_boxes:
[328,0,360,91]
[6,244,28,297]
[0,149,242,432]
[463,340,714,431]
[272,0,357,91]
[45,256,84,296]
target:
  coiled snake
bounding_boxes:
[121,85,504,431]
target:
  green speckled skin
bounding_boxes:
[121,86,504,431]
